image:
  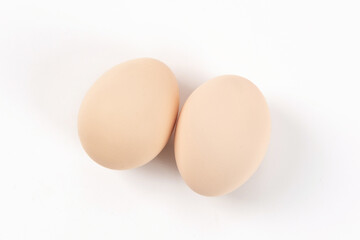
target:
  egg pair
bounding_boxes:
[78,58,271,196]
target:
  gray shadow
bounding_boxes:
[175,69,209,109]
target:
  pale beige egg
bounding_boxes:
[175,75,271,196]
[78,58,179,170]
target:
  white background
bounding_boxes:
[1,0,359,239]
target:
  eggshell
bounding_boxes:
[174,75,271,196]
[78,58,179,170]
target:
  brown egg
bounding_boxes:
[175,75,271,196]
[78,58,179,170]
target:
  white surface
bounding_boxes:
[1,0,359,239]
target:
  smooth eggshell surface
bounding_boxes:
[174,75,271,196]
[78,58,179,170]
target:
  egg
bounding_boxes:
[174,75,271,196]
[78,58,179,170]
